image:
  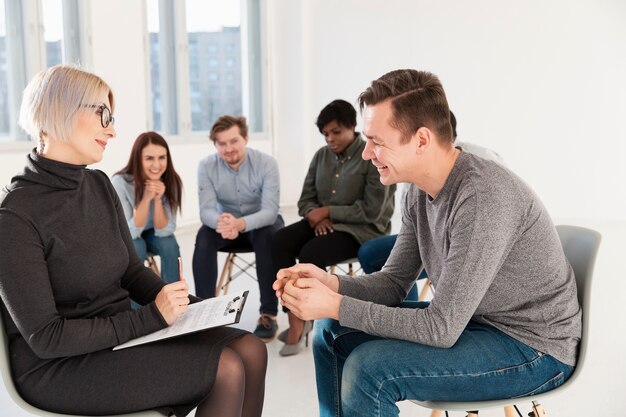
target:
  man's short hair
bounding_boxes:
[19,65,114,144]
[315,99,357,134]
[209,115,248,143]
[358,69,453,144]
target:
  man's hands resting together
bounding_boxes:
[273,263,343,321]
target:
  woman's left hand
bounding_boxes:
[314,218,334,236]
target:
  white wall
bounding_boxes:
[1,0,624,225]
[0,1,625,416]
[270,0,626,221]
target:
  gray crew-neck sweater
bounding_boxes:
[338,151,581,366]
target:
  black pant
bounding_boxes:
[272,219,360,312]
[192,215,284,315]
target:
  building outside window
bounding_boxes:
[147,0,264,135]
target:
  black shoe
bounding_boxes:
[253,314,278,342]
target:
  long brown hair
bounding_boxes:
[116,131,182,214]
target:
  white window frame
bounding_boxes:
[0,0,87,149]
[143,0,271,143]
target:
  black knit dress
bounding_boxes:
[0,152,247,416]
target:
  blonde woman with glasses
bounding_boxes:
[0,65,266,417]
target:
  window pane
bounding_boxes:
[146,0,162,131]
[147,0,177,134]
[42,0,63,67]
[0,0,9,136]
[186,0,242,132]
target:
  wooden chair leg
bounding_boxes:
[529,402,547,417]
[348,263,355,277]
[418,278,431,301]
[467,413,479,417]
[224,254,235,295]
[504,405,517,417]
[146,255,160,276]
[216,253,234,296]
[429,410,444,417]
[330,265,337,275]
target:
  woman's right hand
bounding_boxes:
[155,280,190,325]
[142,180,158,201]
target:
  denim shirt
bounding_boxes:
[197,147,280,231]
[111,174,176,240]
[298,134,396,244]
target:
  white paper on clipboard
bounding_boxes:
[113,290,248,350]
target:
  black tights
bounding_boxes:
[195,334,267,417]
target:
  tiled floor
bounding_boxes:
[2,208,625,416]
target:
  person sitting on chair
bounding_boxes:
[192,115,284,342]
[112,131,183,284]
[357,110,506,300]
[271,99,396,356]
[274,69,581,417]
[0,65,266,417]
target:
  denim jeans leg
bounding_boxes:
[133,237,148,264]
[144,230,181,284]
[313,318,384,417]
[357,235,397,274]
[339,321,574,417]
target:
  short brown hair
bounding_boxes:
[358,69,453,144]
[209,115,248,143]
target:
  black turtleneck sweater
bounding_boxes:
[0,151,244,416]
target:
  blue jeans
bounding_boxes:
[133,228,181,284]
[358,235,427,301]
[313,304,573,417]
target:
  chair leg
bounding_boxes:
[330,265,337,275]
[216,253,234,297]
[529,401,547,417]
[348,263,355,277]
[429,411,444,417]
[504,405,518,417]
[146,256,160,276]
[224,254,235,294]
[418,278,431,301]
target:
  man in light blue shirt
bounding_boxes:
[192,115,284,341]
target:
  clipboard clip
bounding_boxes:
[224,296,242,316]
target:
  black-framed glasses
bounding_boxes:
[83,104,115,128]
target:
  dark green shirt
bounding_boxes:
[297,134,396,244]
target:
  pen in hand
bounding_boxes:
[178,257,184,281]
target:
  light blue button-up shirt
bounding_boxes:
[197,147,280,231]
[111,173,177,240]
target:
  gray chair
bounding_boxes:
[0,307,162,417]
[411,225,602,417]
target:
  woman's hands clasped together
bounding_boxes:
[273,263,343,321]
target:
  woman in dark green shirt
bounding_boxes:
[272,99,396,356]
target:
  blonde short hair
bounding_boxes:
[18,65,115,143]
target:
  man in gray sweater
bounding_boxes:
[274,69,581,417]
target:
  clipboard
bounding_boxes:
[113,290,249,351]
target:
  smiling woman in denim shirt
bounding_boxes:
[112,131,183,284]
